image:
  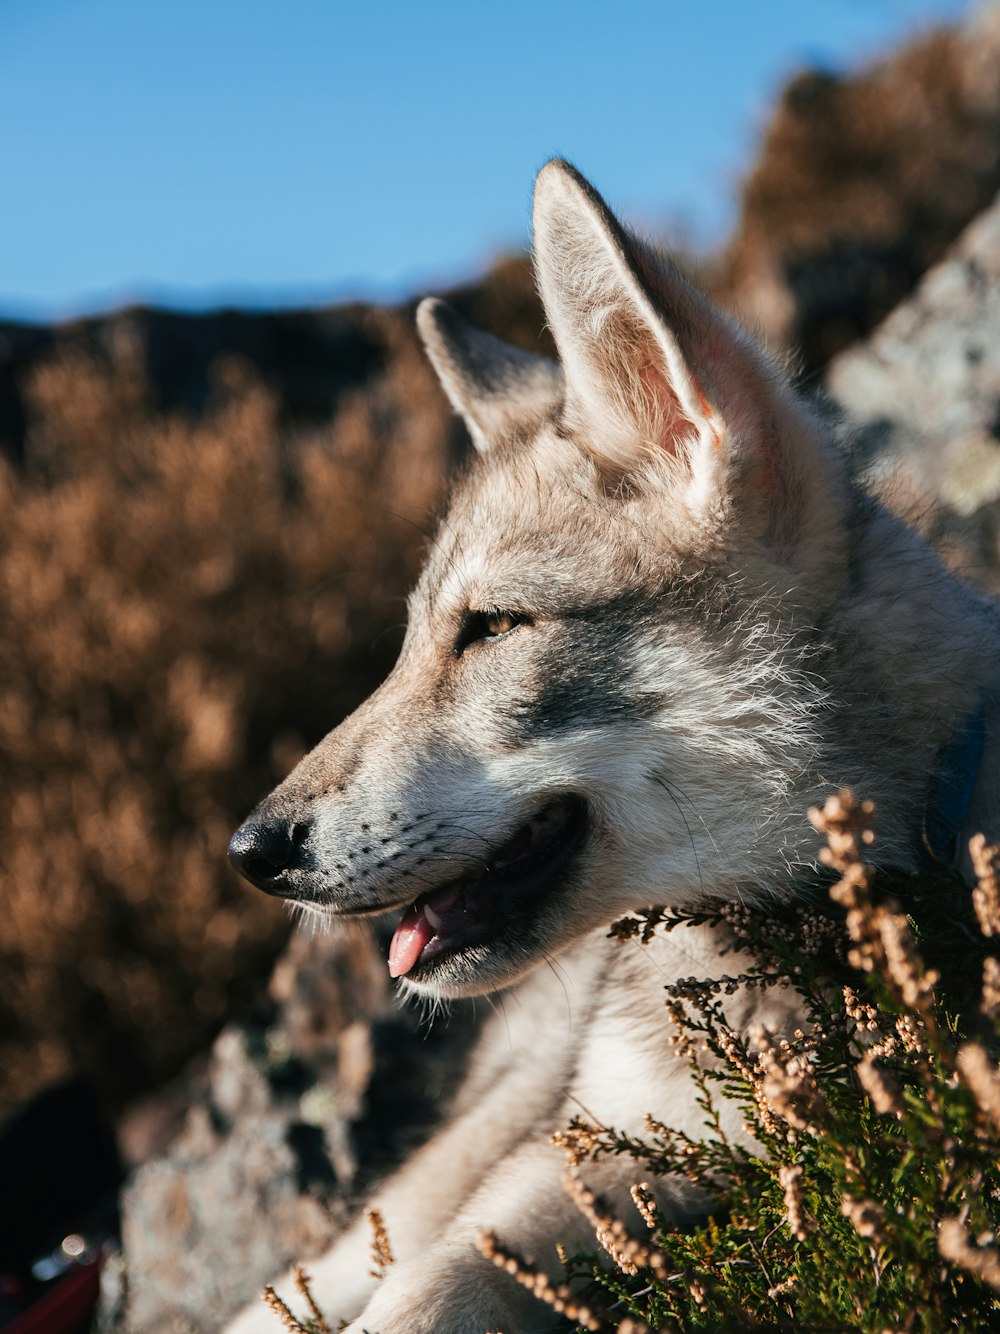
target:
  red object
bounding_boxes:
[2,1259,102,1334]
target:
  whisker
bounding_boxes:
[651,773,706,898]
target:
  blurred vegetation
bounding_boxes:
[714,18,1000,369]
[0,320,453,1116]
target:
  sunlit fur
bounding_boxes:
[224,161,1000,1334]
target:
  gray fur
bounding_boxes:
[225,160,1000,1334]
[417,297,563,453]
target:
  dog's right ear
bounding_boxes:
[417,298,562,454]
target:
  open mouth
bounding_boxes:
[387,794,588,979]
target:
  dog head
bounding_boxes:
[230,161,851,1000]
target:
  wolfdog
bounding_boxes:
[224,161,1000,1333]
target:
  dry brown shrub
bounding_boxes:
[716,14,1000,367]
[0,311,452,1116]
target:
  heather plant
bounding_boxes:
[265,796,1000,1332]
[532,795,1000,1332]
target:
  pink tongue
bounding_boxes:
[388,903,434,978]
[388,884,462,979]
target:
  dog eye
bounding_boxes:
[454,609,530,656]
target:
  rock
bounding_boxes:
[828,193,1000,594]
[108,924,477,1332]
[111,931,369,1331]
[121,1103,342,1333]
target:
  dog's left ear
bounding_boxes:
[532,160,847,580]
[417,298,562,454]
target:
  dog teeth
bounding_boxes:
[424,903,445,931]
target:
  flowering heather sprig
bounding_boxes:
[630,1182,660,1233]
[664,998,697,1057]
[843,985,880,1032]
[716,900,754,940]
[809,792,880,969]
[642,1114,712,1186]
[563,1167,670,1277]
[797,909,844,958]
[260,1286,310,1334]
[840,1193,889,1247]
[716,1026,757,1085]
[856,1053,904,1117]
[755,1030,827,1137]
[552,1119,605,1168]
[367,1207,395,1279]
[778,1163,811,1242]
[476,1230,603,1331]
[714,1023,786,1139]
[983,955,1000,1024]
[607,906,668,944]
[956,1042,1000,1134]
[260,1269,329,1334]
[292,1269,329,1334]
[971,834,1000,938]
[809,790,876,878]
[895,1012,929,1058]
[865,1031,899,1061]
[877,908,939,1012]
[938,1218,1000,1292]
[811,791,940,1013]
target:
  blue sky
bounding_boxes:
[0,0,973,322]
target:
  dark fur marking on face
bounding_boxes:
[508,591,667,737]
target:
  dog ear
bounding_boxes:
[531,160,845,571]
[417,298,562,454]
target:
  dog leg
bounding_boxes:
[341,1129,708,1334]
[221,1043,565,1332]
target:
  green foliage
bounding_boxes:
[270,799,1000,1334]
[554,800,1000,1332]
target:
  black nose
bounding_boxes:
[228,817,308,896]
